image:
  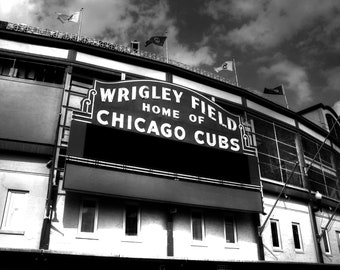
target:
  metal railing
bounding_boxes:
[4,22,237,85]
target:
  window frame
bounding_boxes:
[191,211,205,244]
[250,114,302,187]
[302,136,338,199]
[292,222,303,252]
[1,189,28,234]
[77,198,98,238]
[321,228,331,255]
[270,219,282,250]
[123,204,141,239]
[224,215,238,247]
[336,231,340,253]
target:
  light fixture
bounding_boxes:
[315,191,322,201]
[312,191,323,212]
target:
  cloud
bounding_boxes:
[171,45,216,66]
[0,0,41,24]
[324,67,340,116]
[324,66,340,92]
[204,0,340,50]
[203,0,263,20]
[258,60,312,104]
[166,26,216,66]
[0,0,215,67]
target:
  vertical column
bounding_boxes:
[167,208,176,256]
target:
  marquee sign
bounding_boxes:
[73,80,256,156]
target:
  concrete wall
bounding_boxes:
[315,209,340,263]
[0,152,49,249]
[49,191,259,261]
[173,208,259,261]
[260,194,318,262]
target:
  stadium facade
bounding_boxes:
[0,21,339,269]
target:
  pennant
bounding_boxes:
[214,61,233,73]
[57,11,80,24]
[264,85,284,95]
[145,36,167,47]
[56,13,70,23]
[68,11,80,23]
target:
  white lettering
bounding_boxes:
[152,105,160,114]
[111,112,124,128]
[147,120,160,135]
[162,87,171,101]
[174,126,186,140]
[173,89,183,103]
[198,116,204,124]
[189,114,197,122]
[97,110,109,125]
[218,136,229,149]
[160,123,172,138]
[207,105,216,121]
[218,111,227,128]
[100,88,116,102]
[194,130,204,144]
[206,132,216,147]
[139,86,149,99]
[230,138,240,151]
[131,86,137,100]
[117,87,129,102]
[151,86,161,99]
[173,110,179,119]
[142,103,179,118]
[127,115,132,130]
[134,118,146,132]
[142,102,151,112]
[228,118,237,131]
[191,96,200,110]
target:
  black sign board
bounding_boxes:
[73,80,256,156]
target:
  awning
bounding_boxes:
[63,161,263,213]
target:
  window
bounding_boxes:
[251,115,302,187]
[321,228,331,254]
[78,199,98,234]
[225,215,237,244]
[270,219,282,249]
[0,57,14,76]
[0,56,65,84]
[302,137,339,200]
[336,231,340,253]
[292,223,303,251]
[125,205,139,236]
[192,212,204,241]
[1,190,28,232]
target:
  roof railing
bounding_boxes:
[4,22,237,86]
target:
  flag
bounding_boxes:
[145,36,167,47]
[264,85,284,95]
[57,11,80,24]
[68,11,80,23]
[214,61,233,73]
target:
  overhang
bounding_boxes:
[63,161,263,213]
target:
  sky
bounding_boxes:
[0,0,340,114]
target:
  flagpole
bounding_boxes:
[165,31,169,63]
[77,8,84,42]
[281,84,289,109]
[233,58,239,86]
